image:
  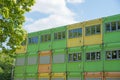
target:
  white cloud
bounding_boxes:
[66,0,84,3]
[25,17,34,23]
[24,0,83,32]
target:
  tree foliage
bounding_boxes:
[0,0,35,53]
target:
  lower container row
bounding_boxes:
[14,72,120,80]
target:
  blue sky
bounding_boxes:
[24,0,120,33]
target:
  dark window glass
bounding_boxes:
[54,33,57,40]
[118,50,120,58]
[112,51,117,59]
[91,52,95,60]
[28,38,31,44]
[78,28,82,37]
[106,51,111,59]
[45,35,47,41]
[86,53,90,60]
[96,52,100,60]
[73,29,77,38]
[58,32,61,39]
[85,27,91,36]
[69,54,73,61]
[111,22,116,31]
[78,53,81,60]
[96,25,101,33]
[48,34,51,41]
[118,21,120,30]
[73,53,77,61]
[91,26,95,35]
[62,31,65,39]
[69,30,73,38]
[106,23,110,32]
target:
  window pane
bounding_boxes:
[48,34,51,41]
[29,38,31,44]
[111,22,116,31]
[69,54,73,61]
[85,27,91,36]
[62,31,65,39]
[91,52,95,60]
[106,23,110,32]
[54,33,57,40]
[78,53,81,60]
[96,52,100,60]
[96,25,101,34]
[58,32,61,39]
[118,21,120,30]
[73,29,77,38]
[106,51,112,59]
[73,53,77,61]
[112,51,117,59]
[118,50,120,58]
[69,30,72,38]
[45,35,47,42]
[91,26,95,35]
[78,28,82,37]
[86,53,90,60]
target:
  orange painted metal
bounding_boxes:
[105,72,120,78]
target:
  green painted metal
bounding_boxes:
[52,26,67,49]
[52,49,67,73]
[14,66,26,74]
[67,47,84,72]
[103,14,120,43]
[14,77,25,80]
[26,53,38,74]
[25,73,38,80]
[104,43,120,71]
[27,32,39,52]
[84,44,103,72]
[38,29,52,51]
[14,73,25,78]
[67,72,83,80]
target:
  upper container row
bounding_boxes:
[16,14,120,53]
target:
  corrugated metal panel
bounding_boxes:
[51,78,64,80]
[26,78,36,80]
[38,78,49,80]
[53,54,65,63]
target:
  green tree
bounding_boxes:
[0,0,35,53]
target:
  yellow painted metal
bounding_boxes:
[38,73,50,78]
[84,18,102,45]
[16,46,27,54]
[67,22,84,47]
[52,73,66,79]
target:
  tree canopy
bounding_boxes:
[0,0,35,53]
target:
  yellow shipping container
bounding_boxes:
[67,22,84,47]
[84,18,102,45]
[38,73,50,80]
[51,73,66,80]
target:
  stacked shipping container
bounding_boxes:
[14,14,120,80]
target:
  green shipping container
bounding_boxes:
[38,29,52,51]
[27,32,39,52]
[67,72,83,80]
[103,14,120,44]
[26,53,38,74]
[52,26,67,49]
[67,47,84,72]
[25,73,38,80]
[84,44,103,72]
[52,49,67,73]
[104,42,120,71]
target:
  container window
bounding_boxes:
[54,31,65,40]
[112,51,117,59]
[62,31,65,39]
[118,50,120,58]
[118,21,120,30]
[86,53,90,60]
[106,23,111,32]
[85,27,91,36]
[96,52,100,60]
[27,56,37,65]
[106,51,112,59]
[41,34,51,42]
[58,32,61,39]
[78,28,82,37]
[40,56,50,64]
[91,52,95,60]
[91,26,95,35]
[78,53,81,60]
[54,33,57,40]
[69,54,73,61]
[28,38,31,44]
[73,53,77,61]
[69,30,73,38]
[96,25,101,34]
[73,29,78,38]
[53,54,65,63]
[111,22,116,31]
